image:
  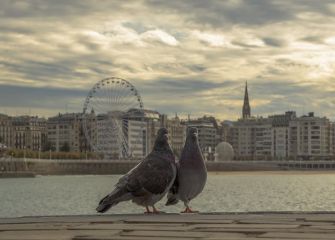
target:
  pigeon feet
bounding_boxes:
[181,207,198,213]
[144,206,152,214]
[144,206,164,214]
[152,206,165,214]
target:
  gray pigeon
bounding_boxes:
[96,127,176,214]
[166,127,207,213]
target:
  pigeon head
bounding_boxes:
[156,127,169,143]
[187,127,198,142]
[153,127,174,156]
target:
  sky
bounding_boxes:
[0,0,335,120]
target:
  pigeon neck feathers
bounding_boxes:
[152,137,174,159]
[180,135,203,163]
[153,142,174,154]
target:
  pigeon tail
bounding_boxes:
[96,187,130,213]
[166,164,179,206]
[165,192,179,206]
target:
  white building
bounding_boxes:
[161,114,186,156]
[269,111,296,159]
[127,119,146,158]
[47,113,91,152]
[12,116,47,151]
[288,112,333,160]
[0,114,13,149]
[254,120,273,158]
[185,119,217,155]
[126,108,161,158]
[95,108,163,160]
[229,117,273,160]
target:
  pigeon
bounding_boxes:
[166,127,207,213]
[96,127,176,214]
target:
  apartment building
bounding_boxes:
[185,119,218,155]
[47,113,93,152]
[269,111,296,159]
[0,114,13,148]
[161,114,186,156]
[12,116,47,151]
[288,112,333,160]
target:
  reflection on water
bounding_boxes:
[1,172,335,218]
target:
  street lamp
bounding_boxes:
[23,146,28,171]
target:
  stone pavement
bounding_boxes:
[1,212,335,239]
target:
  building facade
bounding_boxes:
[161,114,186,156]
[12,116,47,151]
[228,117,273,160]
[269,111,296,159]
[0,114,13,148]
[47,113,94,152]
[185,118,218,156]
[288,112,333,160]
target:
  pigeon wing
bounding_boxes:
[125,152,175,196]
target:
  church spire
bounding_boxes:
[242,81,251,119]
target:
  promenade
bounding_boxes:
[1,212,335,239]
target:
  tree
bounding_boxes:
[60,142,70,152]
[42,141,55,151]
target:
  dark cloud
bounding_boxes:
[146,0,335,27]
[187,64,206,73]
[1,0,333,25]
[231,40,262,48]
[0,60,75,81]
[300,36,325,44]
[137,78,237,95]
[0,84,87,111]
[147,0,291,27]
[252,79,310,96]
[0,0,128,19]
[247,78,335,118]
[262,37,286,47]
[123,22,152,34]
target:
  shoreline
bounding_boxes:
[2,158,335,176]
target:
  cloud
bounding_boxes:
[0,84,87,116]
[141,29,179,46]
[146,0,295,27]
[192,31,229,47]
[0,0,335,121]
[262,37,287,47]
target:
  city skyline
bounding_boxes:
[0,81,334,122]
[0,1,335,120]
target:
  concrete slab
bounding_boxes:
[1,212,335,239]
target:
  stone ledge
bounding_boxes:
[1,212,335,239]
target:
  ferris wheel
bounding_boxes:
[82,77,144,159]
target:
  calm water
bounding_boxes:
[1,173,335,218]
